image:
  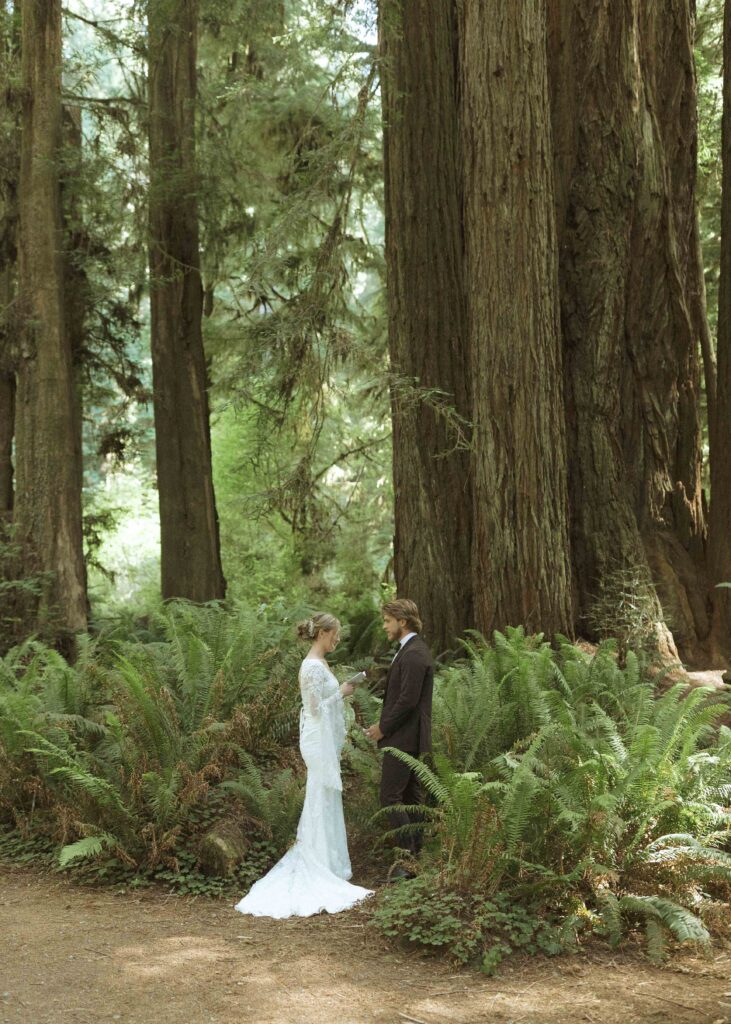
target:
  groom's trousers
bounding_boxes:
[380,750,424,856]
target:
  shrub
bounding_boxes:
[0,601,310,875]
[373,874,578,973]
[372,630,731,966]
[586,565,665,656]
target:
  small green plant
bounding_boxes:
[586,565,665,656]
[372,874,578,972]
[373,875,483,963]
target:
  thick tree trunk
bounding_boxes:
[547,0,708,663]
[378,0,472,654]
[460,0,573,637]
[147,0,225,602]
[710,0,731,661]
[15,0,87,638]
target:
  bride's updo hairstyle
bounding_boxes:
[296,612,340,642]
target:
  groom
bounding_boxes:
[365,599,433,874]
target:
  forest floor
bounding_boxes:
[1,864,730,1024]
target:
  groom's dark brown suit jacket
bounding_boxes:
[377,634,433,755]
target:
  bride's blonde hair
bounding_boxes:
[296,612,340,642]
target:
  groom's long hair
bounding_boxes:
[381,599,422,633]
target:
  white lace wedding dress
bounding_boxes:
[234,657,373,918]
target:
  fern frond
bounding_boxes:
[595,890,623,947]
[380,748,450,805]
[618,894,710,947]
[59,832,118,868]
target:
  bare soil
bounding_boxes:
[1,864,730,1024]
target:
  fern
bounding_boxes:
[59,833,118,868]
[22,731,132,821]
[618,894,710,950]
[644,917,666,963]
[595,890,623,947]
[218,756,304,847]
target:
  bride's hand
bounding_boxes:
[340,681,355,697]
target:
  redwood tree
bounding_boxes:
[14,0,87,637]
[147,0,225,602]
[0,159,14,522]
[547,0,709,661]
[379,0,572,646]
[710,0,731,656]
[0,2,18,522]
[378,0,472,653]
[460,0,573,637]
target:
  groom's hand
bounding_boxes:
[364,724,384,742]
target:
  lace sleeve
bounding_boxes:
[300,661,342,719]
[299,660,345,791]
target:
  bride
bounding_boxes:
[235,612,373,918]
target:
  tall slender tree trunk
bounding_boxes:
[460,0,573,637]
[710,0,731,661]
[147,0,225,602]
[61,103,87,619]
[378,0,472,653]
[15,0,87,639]
[0,375,13,517]
[0,177,15,521]
[0,2,18,523]
[0,348,13,520]
[547,0,708,662]
[695,210,718,451]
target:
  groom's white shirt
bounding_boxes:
[391,631,417,662]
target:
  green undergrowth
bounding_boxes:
[1,608,729,974]
[0,599,381,898]
[370,629,731,971]
[0,825,280,899]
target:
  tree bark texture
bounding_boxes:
[379,0,472,653]
[61,104,86,587]
[547,0,708,661]
[0,3,19,520]
[15,0,87,635]
[0,179,15,519]
[710,0,731,657]
[0,368,13,517]
[460,0,573,638]
[147,0,226,603]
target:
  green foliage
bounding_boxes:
[58,833,118,868]
[61,0,392,618]
[0,527,56,654]
[373,875,484,963]
[372,629,731,967]
[0,601,311,876]
[696,0,723,331]
[434,627,557,771]
[218,756,304,847]
[2,609,729,974]
[142,840,282,898]
[373,875,577,973]
[0,597,384,898]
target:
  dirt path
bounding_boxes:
[1,864,730,1024]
